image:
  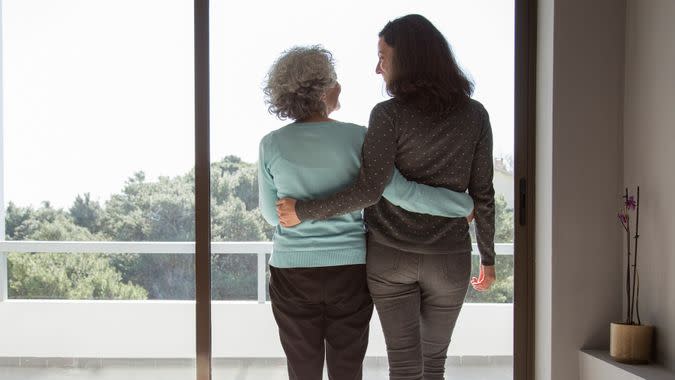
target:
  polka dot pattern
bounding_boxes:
[297,98,496,265]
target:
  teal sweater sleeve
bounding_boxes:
[383,168,474,218]
[258,129,473,226]
[258,136,279,226]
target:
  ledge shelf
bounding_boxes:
[580,350,674,380]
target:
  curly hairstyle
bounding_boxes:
[379,14,474,115]
[263,46,337,121]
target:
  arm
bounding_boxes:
[257,136,279,226]
[469,107,496,266]
[295,103,397,221]
[383,168,474,217]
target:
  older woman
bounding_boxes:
[258,45,474,380]
[277,15,497,380]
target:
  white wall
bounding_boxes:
[535,0,554,378]
[623,0,675,370]
[536,0,626,379]
[0,301,513,358]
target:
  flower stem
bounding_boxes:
[625,187,631,324]
[627,222,632,323]
[631,186,640,324]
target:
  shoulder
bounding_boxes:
[369,99,403,127]
[259,130,275,147]
[261,121,296,145]
[259,128,283,156]
[335,121,367,136]
[465,98,490,120]
[461,99,492,139]
[371,98,400,115]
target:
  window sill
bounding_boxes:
[579,349,674,380]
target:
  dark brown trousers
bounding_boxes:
[269,264,374,380]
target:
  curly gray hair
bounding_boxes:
[264,46,337,121]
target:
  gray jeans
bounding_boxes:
[366,240,471,380]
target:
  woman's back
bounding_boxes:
[364,98,494,257]
[259,121,369,267]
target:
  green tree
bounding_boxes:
[212,198,266,241]
[210,197,268,300]
[70,193,104,234]
[210,156,260,210]
[10,202,92,241]
[494,194,514,243]
[209,158,271,298]
[5,203,146,299]
[210,156,272,240]
[8,252,147,300]
[6,156,274,301]
[251,208,275,241]
[212,155,247,175]
[5,202,34,240]
[231,167,259,211]
[101,172,195,242]
[100,172,195,299]
[98,160,271,300]
[8,155,517,303]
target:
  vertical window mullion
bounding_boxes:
[514,0,537,379]
[194,0,212,379]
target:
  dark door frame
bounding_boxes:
[194,1,211,380]
[514,0,537,379]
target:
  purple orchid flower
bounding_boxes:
[625,195,637,210]
[617,212,628,227]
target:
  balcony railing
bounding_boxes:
[0,241,514,359]
[0,241,514,302]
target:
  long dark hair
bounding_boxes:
[379,14,474,115]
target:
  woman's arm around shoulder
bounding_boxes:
[382,168,474,218]
[286,101,399,223]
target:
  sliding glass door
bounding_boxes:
[208,1,515,379]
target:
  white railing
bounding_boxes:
[0,241,514,358]
[0,241,514,303]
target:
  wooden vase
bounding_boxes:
[610,322,654,364]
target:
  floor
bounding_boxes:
[0,357,513,380]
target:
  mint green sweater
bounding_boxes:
[258,121,473,268]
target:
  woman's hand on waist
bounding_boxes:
[277,198,301,227]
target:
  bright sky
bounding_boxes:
[2,0,514,208]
